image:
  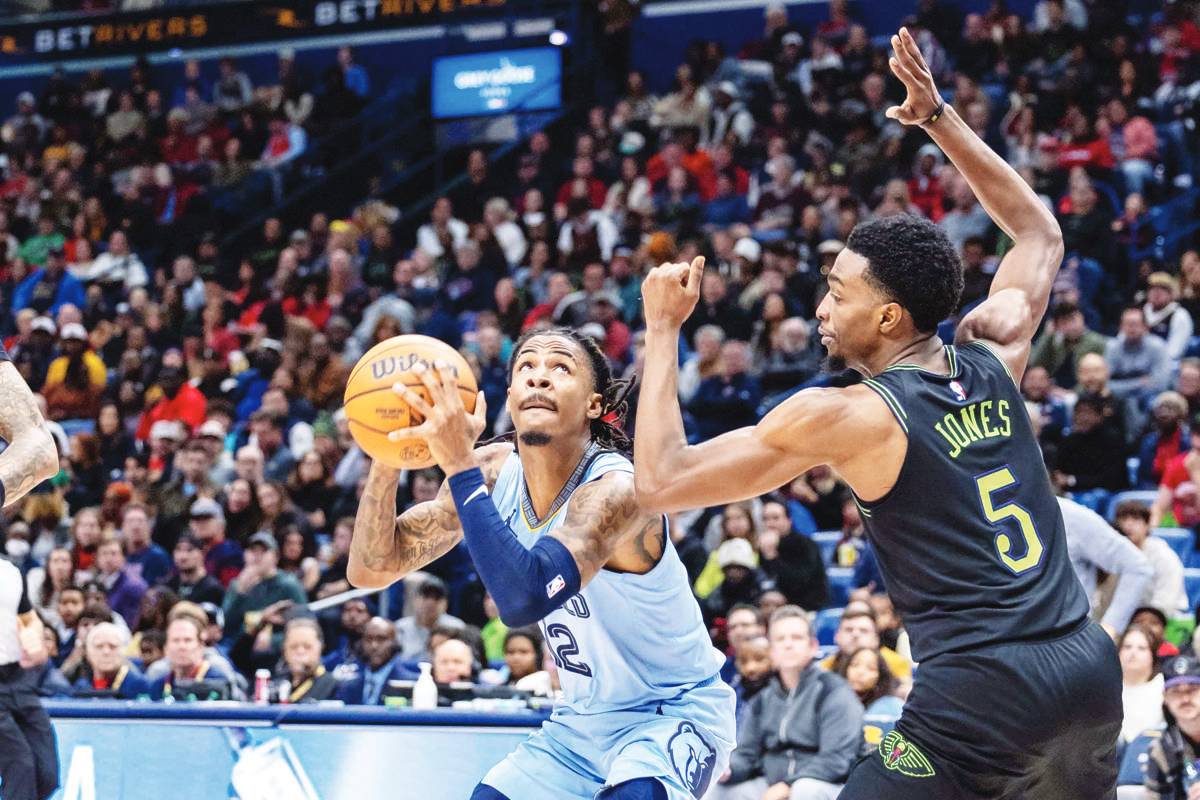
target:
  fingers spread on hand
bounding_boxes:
[392,382,431,417]
[473,390,488,424]
[388,424,427,442]
[435,361,461,409]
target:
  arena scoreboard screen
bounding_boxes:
[432,47,562,119]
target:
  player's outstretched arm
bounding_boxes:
[0,362,59,507]
[881,28,1062,381]
[347,443,510,589]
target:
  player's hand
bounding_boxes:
[389,362,487,477]
[762,782,791,800]
[885,27,944,127]
[641,256,705,331]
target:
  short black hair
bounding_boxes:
[845,214,963,333]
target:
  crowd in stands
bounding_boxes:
[4,0,1200,795]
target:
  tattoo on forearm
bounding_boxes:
[0,368,55,506]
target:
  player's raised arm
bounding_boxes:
[881,28,1062,380]
[635,259,889,513]
[0,361,60,507]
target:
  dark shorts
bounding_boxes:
[839,621,1121,800]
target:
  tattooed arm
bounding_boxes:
[552,471,664,584]
[0,362,59,507]
[347,443,511,589]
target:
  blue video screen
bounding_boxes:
[432,47,562,119]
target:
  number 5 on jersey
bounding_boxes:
[975,466,1044,574]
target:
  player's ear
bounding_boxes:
[878,302,904,335]
[586,391,604,421]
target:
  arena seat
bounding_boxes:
[814,607,843,646]
[1106,491,1160,522]
[826,568,855,607]
[1117,730,1161,786]
[811,531,841,565]
[1152,528,1193,563]
[1184,568,1200,610]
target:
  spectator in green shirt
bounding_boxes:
[221,531,306,650]
[18,217,65,268]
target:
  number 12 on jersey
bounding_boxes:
[975,466,1044,574]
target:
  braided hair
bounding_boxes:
[493,327,636,456]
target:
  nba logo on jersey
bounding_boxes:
[546,574,566,598]
[949,380,967,402]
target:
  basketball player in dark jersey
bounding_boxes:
[636,29,1121,800]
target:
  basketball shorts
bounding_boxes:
[839,621,1121,800]
[479,676,736,800]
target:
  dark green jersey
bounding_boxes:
[855,341,1089,662]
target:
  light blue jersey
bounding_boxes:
[480,444,736,800]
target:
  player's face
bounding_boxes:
[845,649,881,694]
[815,250,891,373]
[507,336,602,448]
[768,617,815,672]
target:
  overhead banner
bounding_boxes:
[0,0,512,61]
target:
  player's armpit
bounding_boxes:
[0,362,58,507]
[550,471,656,586]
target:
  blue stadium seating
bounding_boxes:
[814,607,843,646]
[1106,491,1160,522]
[1153,528,1193,562]
[827,568,855,607]
[1117,730,1161,786]
[1185,568,1200,611]
[811,531,841,565]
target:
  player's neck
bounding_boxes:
[864,334,946,377]
[521,435,593,519]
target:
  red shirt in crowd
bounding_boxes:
[1057,137,1115,171]
[1159,453,1197,525]
[556,177,608,210]
[135,383,208,441]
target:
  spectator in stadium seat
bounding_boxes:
[1119,623,1165,745]
[163,532,226,606]
[336,47,370,99]
[1142,655,1200,798]
[820,607,912,681]
[1107,306,1172,402]
[1029,300,1108,389]
[719,604,767,684]
[1175,358,1200,421]
[1112,501,1188,618]
[94,538,147,630]
[13,244,85,318]
[213,57,253,113]
[758,499,828,612]
[335,617,414,705]
[396,576,464,660]
[837,645,902,717]
[714,606,862,800]
[1054,394,1130,501]
[556,197,619,270]
[135,365,206,441]
[730,634,770,726]
[149,615,237,700]
[276,618,339,703]
[499,626,551,694]
[189,498,243,589]
[441,241,498,317]
[76,230,148,301]
[1139,392,1193,489]
[433,636,478,685]
[1021,366,1069,443]
[1142,273,1194,361]
[221,531,306,650]
[416,197,469,261]
[704,540,767,627]
[249,411,295,483]
[321,596,371,672]
[687,340,761,441]
[74,622,150,699]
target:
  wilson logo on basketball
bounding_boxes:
[369,354,460,381]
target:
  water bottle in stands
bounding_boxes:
[254,669,271,705]
[413,662,438,710]
[277,679,292,705]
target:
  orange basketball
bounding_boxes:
[343,334,478,470]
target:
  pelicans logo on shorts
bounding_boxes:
[667,722,716,798]
[879,730,935,778]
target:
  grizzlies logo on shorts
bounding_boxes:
[667,722,716,798]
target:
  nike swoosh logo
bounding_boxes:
[463,485,489,505]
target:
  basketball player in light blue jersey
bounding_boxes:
[347,327,735,800]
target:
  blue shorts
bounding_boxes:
[481,677,736,800]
